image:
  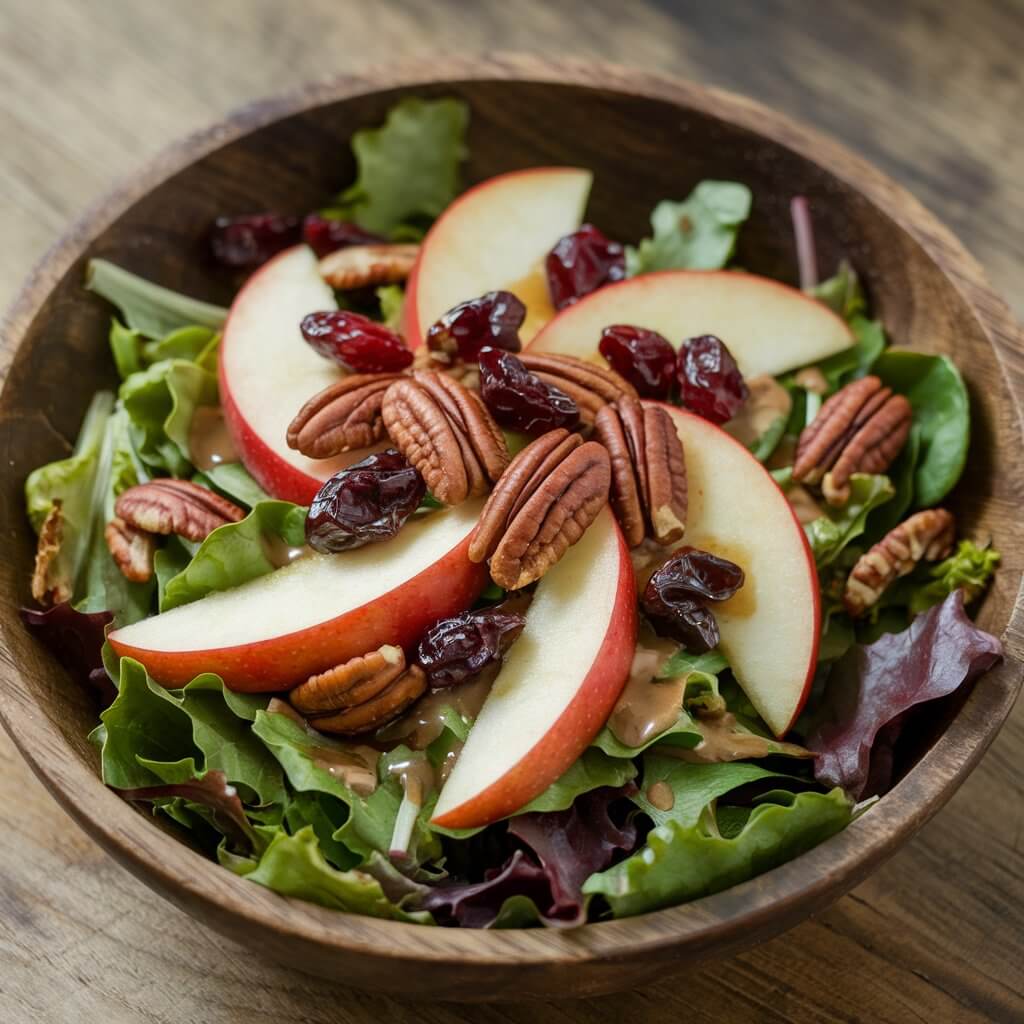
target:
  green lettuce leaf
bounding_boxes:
[810,259,866,320]
[160,500,307,611]
[518,749,637,815]
[194,462,271,509]
[873,349,969,508]
[109,319,145,379]
[805,474,894,567]
[583,788,852,917]
[86,259,228,339]
[244,826,433,923]
[332,97,469,236]
[142,325,218,367]
[626,181,752,276]
[908,539,1000,615]
[377,284,405,329]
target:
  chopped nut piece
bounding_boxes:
[844,508,956,617]
[105,517,156,583]
[318,243,418,290]
[291,644,406,715]
[30,501,71,605]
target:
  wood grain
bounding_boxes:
[1,1,1022,1020]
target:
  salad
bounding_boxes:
[20,97,1004,928]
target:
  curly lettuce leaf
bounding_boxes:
[377,284,405,329]
[809,591,1002,798]
[583,788,852,917]
[332,97,469,236]
[194,462,271,510]
[908,539,1000,615]
[873,349,969,508]
[805,473,894,567]
[159,500,307,611]
[626,181,752,275]
[86,259,228,339]
[244,826,433,923]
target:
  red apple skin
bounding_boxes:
[402,166,589,350]
[108,534,489,692]
[655,402,821,736]
[430,524,638,830]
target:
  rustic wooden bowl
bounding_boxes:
[1,56,1022,1001]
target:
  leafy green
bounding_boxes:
[377,285,405,329]
[332,97,470,236]
[519,749,637,815]
[810,259,866,320]
[86,259,228,339]
[583,789,852,917]
[819,612,856,663]
[194,462,270,509]
[909,539,1000,615]
[244,826,433,923]
[142,326,218,367]
[109,319,145,379]
[873,349,970,507]
[805,474,894,567]
[160,501,307,611]
[626,181,752,275]
[867,426,920,536]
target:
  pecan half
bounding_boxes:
[517,352,637,426]
[318,243,419,290]
[381,372,508,504]
[290,645,428,736]
[843,508,956,617]
[31,501,71,605]
[469,429,611,589]
[593,398,687,547]
[792,375,912,506]
[105,517,156,583]
[115,479,245,541]
[287,373,402,458]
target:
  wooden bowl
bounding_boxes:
[1,56,1022,1001]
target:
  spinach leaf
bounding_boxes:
[805,473,894,567]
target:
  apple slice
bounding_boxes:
[108,502,487,691]
[659,404,820,735]
[219,244,385,504]
[431,508,636,830]
[528,270,854,378]
[403,167,593,349]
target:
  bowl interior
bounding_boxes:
[1,69,1021,997]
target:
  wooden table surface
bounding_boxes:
[1,1,1021,1021]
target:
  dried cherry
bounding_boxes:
[416,608,527,689]
[301,214,385,258]
[209,213,300,268]
[599,325,677,399]
[300,311,413,372]
[478,348,579,435]
[426,291,525,361]
[677,335,749,425]
[545,224,626,310]
[305,449,425,553]
[650,546,745,603]
[641,592,720,653]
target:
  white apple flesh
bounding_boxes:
[403,167,592,349]
[108,502,487,692]
[658,404,820,736]
[219,244,383,504]
[528,269,854,378]
[431,507,637,830]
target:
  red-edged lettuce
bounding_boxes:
[808,591,1002,798]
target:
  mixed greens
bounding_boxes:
[20,96,1003,928]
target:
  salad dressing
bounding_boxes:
[723,376,792,449]
[645,780,675,811]
[607,633,686,748]
[260,533,310,569]
[387,751,436,804]
[378,672,495,750]
[188,405,239,470]
[664,711,813,764]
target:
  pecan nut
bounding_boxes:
[593,398,687,547]
[287,373,403,458]
[412,344,481,389]
[517,352,637,426]
[792,375,912,506]
[469,429,611,589]
[115,479,245,542]
[30,501,71,605]
[381,371,509,504]
[318,243,419,290]
[290,645,428,736]
[105,517,156,583]
[843,508,955,617]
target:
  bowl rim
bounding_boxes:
[1,54,1022,970]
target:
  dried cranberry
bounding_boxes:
[599,325,677,399]
[545,224,626,310]
[426,291,525,361]
[649,547,745,603]
[677,335,749,425]
[301,214,386,258]
[209,213,300,268]
[305,449,425,553]
[300,311,413,372]
[416,608,527,689]
[478,348,579,435]
[642,592,720,653]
